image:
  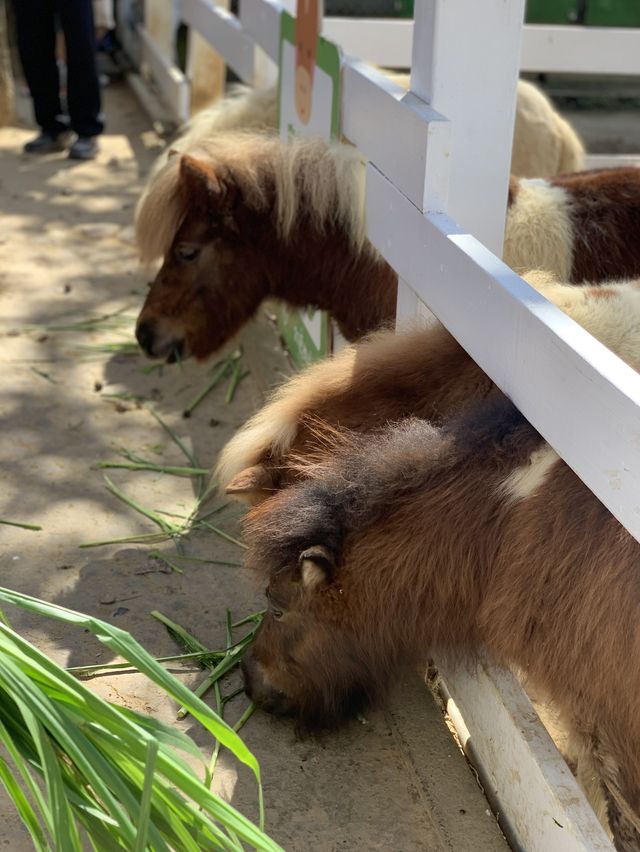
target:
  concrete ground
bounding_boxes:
[0,82,508,850]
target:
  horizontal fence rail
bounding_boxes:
[322,18,640,74]
[366,163,640,540]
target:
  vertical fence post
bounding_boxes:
[410,0,525,256]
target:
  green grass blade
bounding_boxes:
[0,756,50,851]
[0,518,42,531]
[103,476,176,534]
[0,590,261,780]
[95,461,209,477]
[182,358,233,417]
[134,739,158,852]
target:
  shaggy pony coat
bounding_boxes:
[217,272,640,502]
[239,279,640,849]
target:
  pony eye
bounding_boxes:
[271,608,283,620]
[176,244,200,262]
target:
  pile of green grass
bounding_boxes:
[0,588,281,852]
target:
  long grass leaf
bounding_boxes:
[0,518,42,531]
[104,475,176,533]
[0,756,50,851]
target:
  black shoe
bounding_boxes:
[68,137,99,160]
[23,131,71,154]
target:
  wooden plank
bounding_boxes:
[138,24,190,121]
[438,657,613,851]
[323,17,412,68]
[238,0,283,62]
[144,0,176,57]
[367,162,640,542]
[185,0,230,114]
[187,29,225,114]
[521,25,640,76]
[410,0,524,256]
[303,20,640,78]
[341,60,450,212]
[181,0,256,82]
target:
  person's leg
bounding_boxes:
[13,0,68,140]
[58,0,104,143]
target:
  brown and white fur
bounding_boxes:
[217,273,640,502]
[241,383,640,850]
[135,125,640,362]
[152,77,584,180]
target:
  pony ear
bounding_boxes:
[178,154,236,210]
[299,546,335,591]
[225,465,275,504]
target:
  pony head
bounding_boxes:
[134,133,368,362]
[135,150,269,361]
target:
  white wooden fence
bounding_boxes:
[122,1,640,848]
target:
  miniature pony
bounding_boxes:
[239,279,640,847]
[134,129,640,362]
[134,133,393,360]
[241,387,640,850]
[217,273,640,503]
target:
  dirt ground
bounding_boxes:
[0,82,508,850]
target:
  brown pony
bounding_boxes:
[217,273,640,502]
[134,128,640,362]
[241,390,640,851]
[134,133,395,361]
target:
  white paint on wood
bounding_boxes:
[181,0,256,83]
[438,657,613,850]
[238,0,282,62]
[366,163,640,541]
[521,25,640,76]
[323,17,412,68]
[410,0,524,256]
[341,60,450,213]
[138,24,190,121]
[304,19,640,79]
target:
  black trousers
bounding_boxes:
[13,0,104,137]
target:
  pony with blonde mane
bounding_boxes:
[134,132,394,360]
[135,125,640,363]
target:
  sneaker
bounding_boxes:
[68,137,99,161]
[23,131,71,154]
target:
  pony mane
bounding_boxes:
[135,131,368,264]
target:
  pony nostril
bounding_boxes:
[136,320,156,356]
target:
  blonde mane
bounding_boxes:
[135,131,368,264]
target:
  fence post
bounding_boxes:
[410,0,525,256]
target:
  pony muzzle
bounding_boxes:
[241,653,297,717]
[135,318,189,362]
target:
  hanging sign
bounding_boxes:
[276,1,342,366]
